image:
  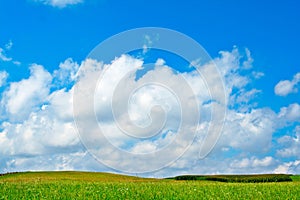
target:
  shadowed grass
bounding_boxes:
[171,174,293,183]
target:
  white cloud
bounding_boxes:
[1,64,52,121]
[278,103,300,123]
[72,48,281,173]
[155,58,165,66]
[0,41,21,65]
[75,55,199,172]
[277,126,300,158]
[252,71,264,79]
[274,160,300,174]
[2,152,101,172]
[0,48,12,62]
[53,58,79,87]
[275,80,295,96]
[0,58,89,173]
[0,112,78,156]
[214,48,252,99]
[230,88,261,112]
[274,72,300,96]
[242,48,254,69]
[0,71,8,87]
[0,62,80,160]
[230,156,275,168]
[219,108,277,153]
[1,47,299,175]
[47,88,74,121]
[0,48,268,174]
[36,0,83,8]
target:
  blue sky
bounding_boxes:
[0,0,299,176]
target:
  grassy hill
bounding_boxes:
[0,171,300,199]
[0,171,153,183]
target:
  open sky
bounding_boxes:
[0,0,299,176]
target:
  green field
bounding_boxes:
[0,172,300,199]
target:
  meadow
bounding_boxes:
[0,171,299,199]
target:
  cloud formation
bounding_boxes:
[0,47,299,176]
[1,65,52,122]
[0,41,21,65]
[0,48,12,62]
[274,72,300,96]
[277,126,300,158]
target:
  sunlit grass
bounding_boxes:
[0,172,299,199]
[0,171,151,183]
[291,175,300,182]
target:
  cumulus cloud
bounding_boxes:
[53,58,79,88]
[1,64,52,121]
[219,108,277,153]
[74,55,201,172]
[274,72,300,96]
[2,152,100,172]
[278,103,300,123]
[0,60,81,170]
[72,48,283,173]
[35,0,83,8]
[1,47,299,175]
[277,126,300,158]
[0,111,78,157]
[214,48,253,99]
[274,160,300,174]
[230,156,275,169]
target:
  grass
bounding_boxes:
[291,175,300,182]
[0,171,300,199]
[0,171,150,183]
